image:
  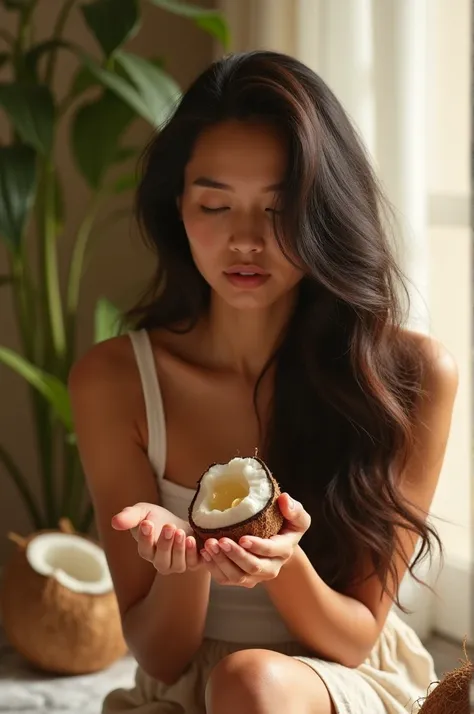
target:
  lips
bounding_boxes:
[224,265,268,276]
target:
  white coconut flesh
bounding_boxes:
[26,533,113,595]
[192,457,273,529]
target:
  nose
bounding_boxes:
[229,215,264,254]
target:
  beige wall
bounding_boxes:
[0,0,215,564]
[427,0,472,567]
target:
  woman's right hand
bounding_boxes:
[111,502,203,574]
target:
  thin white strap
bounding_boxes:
[128,330,166,479]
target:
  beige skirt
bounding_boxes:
[102,611,438,714]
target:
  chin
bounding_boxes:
[215,288,284,311]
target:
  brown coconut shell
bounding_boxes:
[418,643,473,714]
[0,520,127,675]
[188,456,284,544]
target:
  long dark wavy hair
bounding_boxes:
[128,50,441,607]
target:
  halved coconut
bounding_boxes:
[188,456,284,543]
[0,522,127,675]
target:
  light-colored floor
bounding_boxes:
[0,628,472,713]
[425,632,473,677]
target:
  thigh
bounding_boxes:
[295,655,392,714]
[205,648,336,714]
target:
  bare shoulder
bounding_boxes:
[399,330,459,492]
[68,333,147,446]
[404,329,459,400]
[68,334,135,394]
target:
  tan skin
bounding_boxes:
[69,120,458,714]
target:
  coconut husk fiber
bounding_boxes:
[0,520,127,675]
[417,641,473,714]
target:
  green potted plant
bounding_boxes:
[0,0,230,535]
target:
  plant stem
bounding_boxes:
[10,253,34,360]
[44,0,77,87]
[32,159,65,525]
[14,253,55,525]
[8,234,55,530]
[41,160,67,372]
[13,0,38,80]
[0,444,43,530]
[7,0,57,529]
[66,193,103,363]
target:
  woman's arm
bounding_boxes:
[122,565,210,684]
[264,337,458,667]
[69,337,211,685]
[265,545,378,667]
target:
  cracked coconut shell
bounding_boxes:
[188,455,284,543]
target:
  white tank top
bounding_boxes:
[128,329,295,644]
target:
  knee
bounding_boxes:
[205,649,290,714]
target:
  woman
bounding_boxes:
[69,51,458,714]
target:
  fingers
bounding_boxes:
[217,539,267,576]
[185,536,200,570]
[152,525,188,574]
[153,524,174,572]
[201,539,244,585]
[170,528,186,573]
[111,503,152,531]
[238,533,293,559]
[278,493,312,532]
[201,539,260,586]
[136,520,156,561]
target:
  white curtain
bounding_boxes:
[217,0,436,639]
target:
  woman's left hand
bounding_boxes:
[200,493,311,588]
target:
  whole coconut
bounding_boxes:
[0,519,127,675]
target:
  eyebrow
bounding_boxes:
[192,177,285,192]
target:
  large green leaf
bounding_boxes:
[81,0,141,58]
[0,83,55,154]
[94,297,123,343]
[113,145,139,163]
[79,53,152,120]
[0,347,73,431]
[0,145,36,252]
[114,51,180,125]
[113,171,138,193]
[72,89,135,188]
[70,65,99,98]
[148,0,230,48]
[79,51,180,127]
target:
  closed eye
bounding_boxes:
[200,206,229,213]
[199,206,282,215]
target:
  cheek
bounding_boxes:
[282,266,304,291]
[183,208,220,251]
[270,242,304,285]
[184,223,213,259]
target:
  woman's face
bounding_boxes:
[179,119,303,311]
